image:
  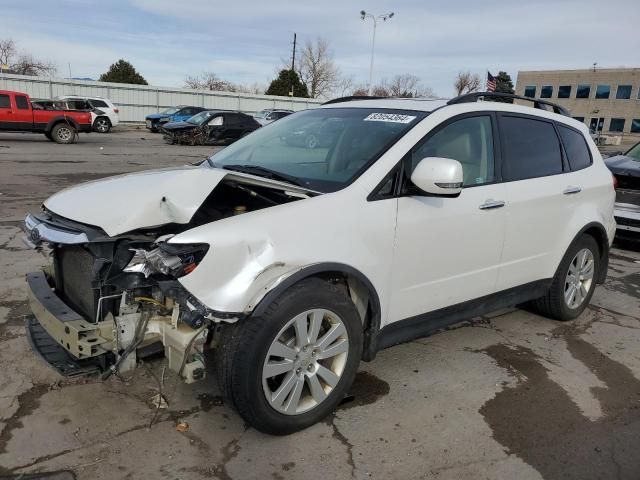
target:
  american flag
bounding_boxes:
[486,72,496,92]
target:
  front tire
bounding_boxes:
[215,278,362,435]
[50,123,77,144]
[529,235,600,321]
[93,116,112,133]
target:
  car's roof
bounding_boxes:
[320,97,449,112]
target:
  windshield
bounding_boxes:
[188,111,216,125]
[208,108,427,192]
[254,110,269,119]
[625,142,640,161]
[161,107,180,115]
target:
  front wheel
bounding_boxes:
[50,123,77,144]
[529,235,600,321]
[215,278,362,434]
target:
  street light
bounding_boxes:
[360,10,395,96]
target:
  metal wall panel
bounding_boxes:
[0,73,321,122]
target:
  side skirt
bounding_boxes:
[375,279,551,352]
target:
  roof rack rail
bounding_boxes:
[447,92,570,117]
[322,95,384,105]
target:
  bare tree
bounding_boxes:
[0,38,56,76]
[387,74,420,97]
[298,37,340,99]
[184,72,231,91]
[454,71,481,95]
[335,75,355,97]
[0,39,17,69]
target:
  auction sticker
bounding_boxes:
[364,113,416,124]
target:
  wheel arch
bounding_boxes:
[564,222,610,284]
[251,262,382,362]
[45,116,79,132]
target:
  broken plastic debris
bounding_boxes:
[149,393,169,409]
[176,421,189,432]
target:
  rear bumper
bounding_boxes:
[26,271,112,360]
[614,202,640,234]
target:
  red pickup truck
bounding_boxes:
[0,90,92,144]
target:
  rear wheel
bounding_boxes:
[215,278,362,434]
[50,123,77,144]
[93,116,112,133]
[529,235,599,321]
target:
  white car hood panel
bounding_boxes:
[44,166,314,237]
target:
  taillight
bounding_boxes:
[612,174,618,190]
[114,108,119,113]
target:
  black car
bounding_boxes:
[162,110,261,145]
[604,141,640,239]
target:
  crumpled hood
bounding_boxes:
[146,113,171,120]
[44,166,315,237]
[162,121,195,131]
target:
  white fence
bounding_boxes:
[0,73,322,123]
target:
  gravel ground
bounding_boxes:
[0,129,639,480]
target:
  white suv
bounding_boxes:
[58,95,120,133]
[22,92,615,434]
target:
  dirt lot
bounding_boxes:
[1,129,639,480]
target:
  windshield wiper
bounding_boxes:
[220,164,304,187]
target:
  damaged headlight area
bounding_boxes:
[124,242,208,278]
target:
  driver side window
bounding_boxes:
[410,115,495,186]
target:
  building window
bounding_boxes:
[540,85,553,98]
[595,85,610,99]
[573,116,585,123]
[524,85,536,98]
[616,85,632,99]
[631,119,640,133]
[576,84,591,98]
[609,118,625,132]
[558,85,571,98]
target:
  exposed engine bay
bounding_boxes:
[24,176,307,383]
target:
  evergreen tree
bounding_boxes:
[265,70,309,98]
[99,59,148,85]
[492,71,514,103]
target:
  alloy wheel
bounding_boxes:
[57,127,72,142]
[95,118,110,133]
[564,248,595,309]
[262,308,349,415]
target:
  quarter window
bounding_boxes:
[89,99,109,108]
[410,115,495,187]
[524,86,536,98]
[595,85,610,99]
[573,116,585,123]
[558,125,591,171]
[15,95,29,109]
[609,118,625,132]
[500,116,563,181]
[631,119,640,133]
[0,94,10,108]
[576,85,591,98]
[615,85,632,99]
[540,86,553,98]
[558,85,571,98]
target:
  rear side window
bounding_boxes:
[89,99,109,108]
[557,125,591,171]
[500,116,563,181]
[0,95,10,108]
[15,95,29,109]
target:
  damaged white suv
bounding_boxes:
[23,93,616,434]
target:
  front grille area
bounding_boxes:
[54,245,99,321]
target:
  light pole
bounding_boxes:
[360,10,394,96]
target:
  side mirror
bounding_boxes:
[410,157,463,196]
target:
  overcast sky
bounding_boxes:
[3,0,638,97]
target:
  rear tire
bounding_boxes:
[50,123,77,144]
[215,278,362,435]
[93,116,112,133]
[529,235,600,321]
